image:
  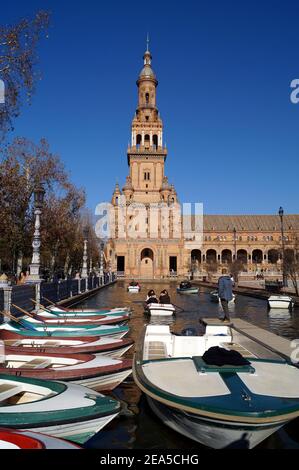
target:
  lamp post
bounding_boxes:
[27,183,45,282]
[26,183,45,310]
[233,227,237,261]
[99,241,104,283]
[279,206,287,287]
[81,226,89,279]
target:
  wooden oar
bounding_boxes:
[31,298,57,314]
[11,304,47,323]
[42,297,69,312]
[31,299,74,321]
[43,296,116,312]
[1,310,54,336]
[1,310,23,323]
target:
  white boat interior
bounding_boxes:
[0,354,122,371]
[24,314,124,324]
[0,439,20,449]
[0,378,106,412]
[141,325,299,401]
[143,324,233,361]
[3,337,124,348]
[48,306,129,314]
[0,379,56,406]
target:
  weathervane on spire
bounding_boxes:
[146,32,150,51]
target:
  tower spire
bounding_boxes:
[146,32,150,52]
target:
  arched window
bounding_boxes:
[145,92,149,104]
[136,134,141,146]
[153,134,158,149]
[237,249,248,264]
[144,134,150,149]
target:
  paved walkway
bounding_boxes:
[201,317,295,361]
[195,280,299,306]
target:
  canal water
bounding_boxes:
[79,281,299,449]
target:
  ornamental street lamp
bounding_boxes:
[26,182,45,311]
[233,227,237,261]
[279,206,287,287]
[81,226,89,279]
[27,182,45,282]
[99,240,105,280]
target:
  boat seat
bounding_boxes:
[0,384,23,402]
[3,340,21,346]
[147,341,167,360]
[220,342,257,359]
[192,356,255,374]
[18,358,52,369]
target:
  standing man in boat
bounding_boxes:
[218,268,233,322]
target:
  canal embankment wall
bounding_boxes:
[193,280,299,307]
[0,274,117,322]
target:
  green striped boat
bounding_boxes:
[133,324,299,449]
[0,321,129,339]
[0,374,120,444]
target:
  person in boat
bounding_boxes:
[146,289,158,304]
[218,268,233,322]
[180,280,192,290]
[129,280,139,287]
[159,289,171,304]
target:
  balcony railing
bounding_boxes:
[127,145,167,154]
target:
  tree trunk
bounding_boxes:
[64,253,70,276]
[50,253,55,277]
[16,251,23,277]
[68,264,73,276]
[292,275,299,296]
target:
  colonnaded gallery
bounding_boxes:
[105,45,299,279]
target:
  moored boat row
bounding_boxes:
[0,298,135,448]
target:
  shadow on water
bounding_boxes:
[80,281,299,449]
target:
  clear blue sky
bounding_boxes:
[2,0,299,215]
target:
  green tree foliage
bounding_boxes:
[0,137,99,277]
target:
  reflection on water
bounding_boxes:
[81,281,299,449]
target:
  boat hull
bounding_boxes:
[133,324,299,450]
[0,323,129,339]
[25,314,129,326]
[0,374,120,444]
[20,413,119,444]
[71,368,132,391]
[147,397,285,449]
[176,288,199,294]
[1,332,134,357]
[268,301,292,309]
[1,352,132,391]
[145,304,176,316]
[268,296,294,309]
[0,428,81,449]
[47,306,130,316]
[127,286,140,293]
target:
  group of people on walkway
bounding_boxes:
[146,289,171,304]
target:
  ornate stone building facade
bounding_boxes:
[106,46,299,279]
